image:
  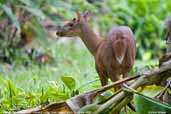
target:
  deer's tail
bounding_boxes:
[112,37,127,64]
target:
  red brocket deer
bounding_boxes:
[56,11,136,88]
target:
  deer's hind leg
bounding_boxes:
[96,64,108,86]
[107,68,121,90]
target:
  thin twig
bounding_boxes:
[155,79,171,100]
[96,74,142,93]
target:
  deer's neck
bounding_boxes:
[79,23,101,56]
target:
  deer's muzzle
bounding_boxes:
[56,26,65,36]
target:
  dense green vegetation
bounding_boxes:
[0,0,171,113]
[0,44,99,112]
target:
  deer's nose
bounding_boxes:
[56,26,62,36]
[56,31,64,36]
[56,31,60,36]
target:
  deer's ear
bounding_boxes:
[83,10,92,22]
[76,10,81,20]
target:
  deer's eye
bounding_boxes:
[73,18,76,21]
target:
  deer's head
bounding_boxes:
[56,10,92,37]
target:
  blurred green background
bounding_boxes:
[0,0,171,113]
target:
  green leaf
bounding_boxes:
[1,4,20,30]
[46,0,71,9]
[21,6,46,20]
[0,76,7,86]
[78,104,100,114]
[18,0,33,6]
[0,77,18,99]
[61,76,76,90]
[7,80,18,96]
[95,91,113,104]
[134,93,171,114]
[0,0,5,4]
[165,0,171,12]
[31,18,47,44]
[141,85,163,97]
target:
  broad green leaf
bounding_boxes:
[61,76,76,90]
[134,93,171,114]
[0,0,5,4]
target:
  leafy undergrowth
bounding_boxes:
[0,43,99,113]
[0,43,158,113]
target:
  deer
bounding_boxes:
[56,10,136,89]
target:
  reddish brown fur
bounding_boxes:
[56,11,136,87]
